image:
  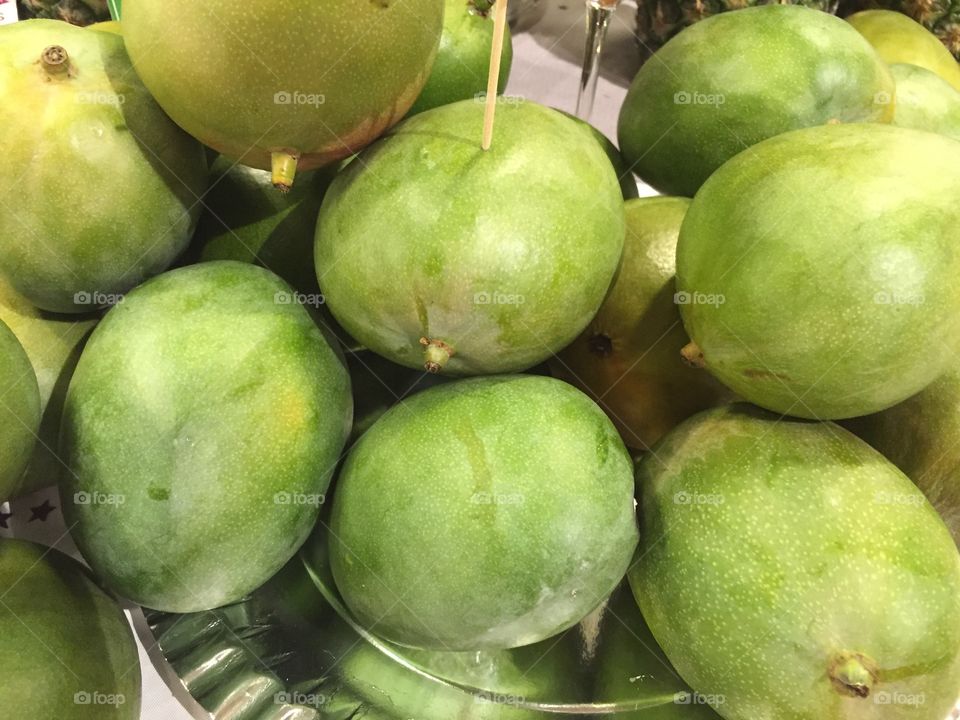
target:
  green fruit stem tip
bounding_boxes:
[420,337,454,373]
[271,151,300,193]
[470,0,493,15]
[829,652,878,699]
[681,342,705,369]
[41,45,70,76]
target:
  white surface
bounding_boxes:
[509,1,638,139]
[0,5,645,718]
[0,0,18,25]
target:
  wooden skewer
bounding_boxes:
[481,0,510,151]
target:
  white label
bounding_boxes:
[0,0,19,25]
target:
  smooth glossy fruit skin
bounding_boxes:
[0,539,141,719]
[632,403,960,720]
[890,63,960,140]
[122,0,444,176]
[562,111,640,200]
[330,375,638,651]
[299,519,587,716]
[61,262,352,612]
[0,319,40,501]
[408,0,513,116]
[677,123,960,419]
[553,198,728,451]
[180,156,356,350]
[593,587,722,718]
[185,156,337,294]
[845,368,960,545]
[849,10,960,91]
[316,100,625,375]
[617,5,895,197]
[0,276,98,499]
[0,20,207,313]
[592,129,640,201]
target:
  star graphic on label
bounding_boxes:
[28,500,56,522]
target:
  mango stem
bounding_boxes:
[470,0,494,15]
[41,45,71,76]
[420,338,454,374]
[829,652,878,699]
[271,151,300,193]
[680,342,705,369]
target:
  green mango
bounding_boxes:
[0,276,97,499]
[561,111,640,200]
[122,0,444,188]
[299,521,592,718]
[316,100,625,375]
[185,156,337,294]
[589,127,640,201]
[0,318,39,501]
[632,404,960,720]
[553,197,728,451]
[845,368,960,545]
[1,538,141,719]
[330,375,638,651]
[594,587,722,718]
[890,63,960,141]
[180,155,356,351]
[848,10,960,91]
[0,20,207,313]
[676,123,960,419]
[617,5,894,196]
[61,262,353,612]
[408,0,513,116]
[151,543,584,720]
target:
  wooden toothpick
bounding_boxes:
[481,0,510,151]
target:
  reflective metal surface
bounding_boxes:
[142,518,706,719]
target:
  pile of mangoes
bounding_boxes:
[2,2,960,719]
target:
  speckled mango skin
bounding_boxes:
[676,123,960,420]
[330,375,638,651]
[61,262,352,612]
[553,197,728,452]
[0,539,141,720]
[631,404,960,720]
[0,276,98,499]
[407,0,513,116]
[890,63,960,142]
[122,0,443,173]
[845,368,960,546]
[617,5,895,197]
[848,10,960,92]
[0,319,40,501]
[0,20,207,313]
[316,100,625,375]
